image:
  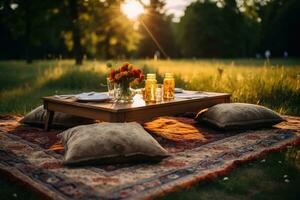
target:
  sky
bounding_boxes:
[139,0,196,22]
[164,0,196,22]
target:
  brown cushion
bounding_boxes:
[143,117,207,141]
[20,106,95,128]
[195,103,285,130]
[59,122,168,166]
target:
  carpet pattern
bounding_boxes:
[0,115,299,200]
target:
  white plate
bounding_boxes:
[174,88,184,93]
[76,92,111,102]
[175,92,210,99]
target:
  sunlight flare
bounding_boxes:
[121,0,144,20]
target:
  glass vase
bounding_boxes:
[114,82,135,103]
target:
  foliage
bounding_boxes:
[258,0,300,57]
[0,0,299,61]
[137,0,178,58]
[177,0,300,58]
[0,0,66,62]
[62,0,140,60]
[0,0,140,63]
[177,0,260,58]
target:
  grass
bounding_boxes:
[0,59,299,115]
[160,145,300,200]
[0,59,299,199]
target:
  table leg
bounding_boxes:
[44,110,54,131]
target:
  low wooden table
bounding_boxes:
[43,92,230,131]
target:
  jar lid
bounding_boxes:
[147,73,156,79]
[165,73,173,78]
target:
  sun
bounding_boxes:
[121,0,145,20]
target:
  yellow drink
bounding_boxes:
[144,74,157,102]
[163,73,175,100]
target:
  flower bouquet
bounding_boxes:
[109,63,144,103]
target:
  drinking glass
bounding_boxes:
[156,84,163,102]
[107,78,115,98]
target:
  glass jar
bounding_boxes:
[114,81,135,103]
[163,73,175,100]
[144,73,157,102]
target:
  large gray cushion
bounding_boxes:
[59,122,168,165]
[195,103,284,130]
[20,106,95,128]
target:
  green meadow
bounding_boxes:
[0,59,299,115]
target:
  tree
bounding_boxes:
[68,0,83,65]
[0,0,139,63]
[62,0,139,61]
[91,1,139,59]
[0,0,65,63]
[258,0,300,57]
[177,0,260,58]
[137,0,178,59]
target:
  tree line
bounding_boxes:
[0,0,299,64]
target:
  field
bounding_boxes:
[0,59,300,199]
[0,59,300,115]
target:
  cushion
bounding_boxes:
[195,103,285,130]
[20,106,96,128]
[143,117,206,141]
[59,122,168,165]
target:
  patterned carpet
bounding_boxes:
[0,115,299,200]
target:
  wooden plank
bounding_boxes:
[46,101,113,121]
[43,91,231,123]
[43,92,230,112]
[123,97,228,122]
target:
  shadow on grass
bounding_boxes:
[0,70,108,114]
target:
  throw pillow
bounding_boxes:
[59,122,168,165]
[20,106,96,128]
[195,103,284,130]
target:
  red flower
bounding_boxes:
[128,71,134,77]
[138,74,144,83]
[108,63,144,86]
[109,69,116,81]
[120,63,129,72]
[133,69,141,77]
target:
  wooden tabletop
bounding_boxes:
[43,91,231,113]
[42,91,231,130]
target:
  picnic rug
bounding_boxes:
[0,115,299,200]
